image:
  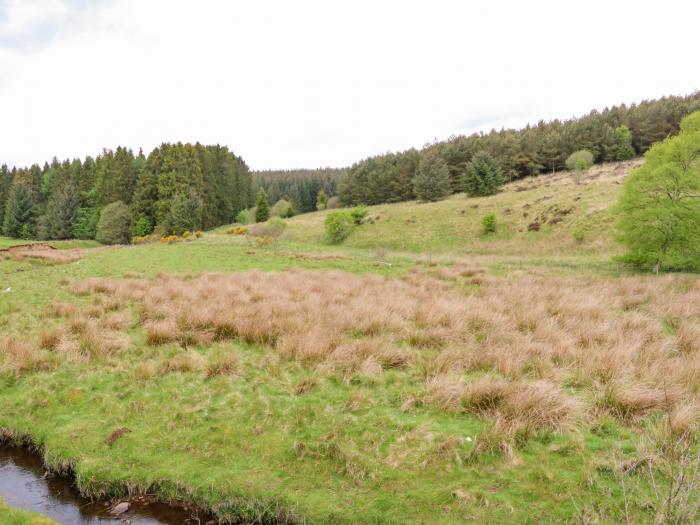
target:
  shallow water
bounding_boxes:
[0,445,212,524]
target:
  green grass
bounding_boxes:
[0,159,682,524]
[0,498,56,525]
[283,160,638,257]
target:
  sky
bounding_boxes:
[0,0,698,170]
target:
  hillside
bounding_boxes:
[284,159,643,257]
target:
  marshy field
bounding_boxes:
[2,162,700,524]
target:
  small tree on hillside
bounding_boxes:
[461,151,505,197]
[316,189,328,210]
[616,111,700,273]
[96,201,132,245]
[255,188,270,223]
[565,150,594,171]
[132,215,153,237]
[2,184,35,238]
[412,152,451,202]
[614,126,636,161]
[324,211,355,244]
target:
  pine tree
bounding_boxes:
[255,188,270,222]
[461,151,505,197]
[2,184,35,238]
[412,152,451,202]
[37,183,80,240]
[166,193,203,235]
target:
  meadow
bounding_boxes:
[2,160,700,524]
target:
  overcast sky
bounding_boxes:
[0,0,698,170]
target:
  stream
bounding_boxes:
[0,445,213,524]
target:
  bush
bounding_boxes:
[227,226,247,235]
[325,211,355,244]
[316,189,328,210]
[247,217,287,239]
[481,213,497,234]
[133,215,153,237]
[462,151,505,197]
[96,201,132,245]
[350,206,368,225]
[270,199,293,218]
[565,150,594,171]
[236,209,250,224]
[326,196,341,209]
[573,230,585,243]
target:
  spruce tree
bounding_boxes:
[412,152,451,202]
[255,188,270,222]
[38,183,80,240]
[166,193,203,234]
[461,151,505,197]
[2,184,35,238]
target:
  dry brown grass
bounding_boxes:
[66,268,700,434]
[4,244,82,264]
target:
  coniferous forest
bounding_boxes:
[0,143,253,241]
[2,92,699,241]
[339,92,700,205]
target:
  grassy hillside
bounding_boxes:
[284,159,642,257]
[3,157,700,524]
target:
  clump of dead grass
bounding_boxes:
[68,268,700,436]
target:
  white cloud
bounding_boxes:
[0,0,698,170]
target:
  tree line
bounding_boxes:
[252,168,345,214]
[340,92,700,205]
[0,143,254,241]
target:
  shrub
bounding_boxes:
[565,150,594,171]
[316,189,328,210]
[96,201,132,245]
[227,226,247,235]
[325,211,355,243]
[327,196,341,209]
[350,206,368,225]
[236,209,250,224]
[247,218,286,239]
[160,235,180,244]
[133,215,153,237]
[270,199,293,218]
[195,230,204,238]
[573,230,585,243]
[462,151,505,197]
[481,213,497,234]
[265,217,287,237]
